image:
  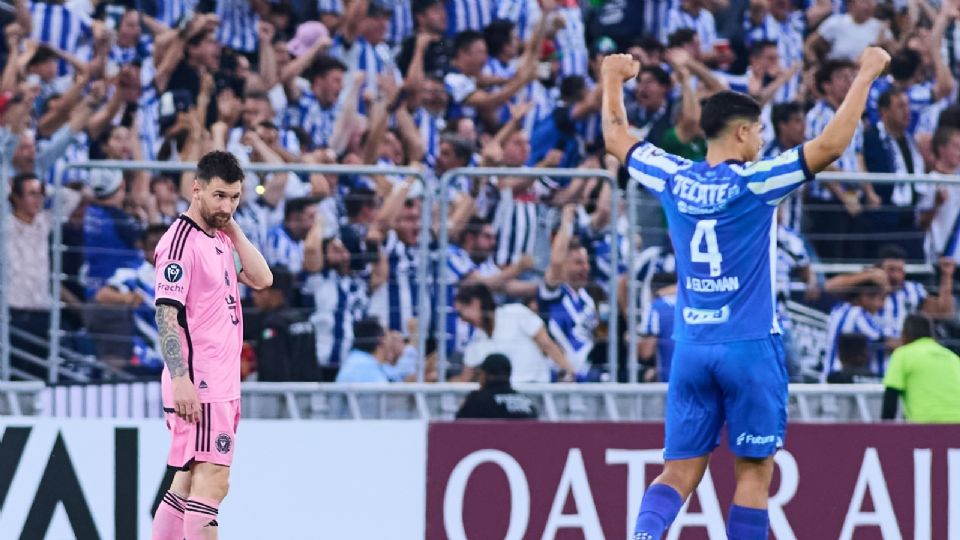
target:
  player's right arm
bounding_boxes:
[803,47,891,173]
[154,231,201,423]
[600,54,642,164]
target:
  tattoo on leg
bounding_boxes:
[156,305,187,378]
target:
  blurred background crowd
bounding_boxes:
[4,0,960,386]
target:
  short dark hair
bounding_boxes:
[699,91,762,139]
[244,91,270,103]
[749,39,778,58]
[283,196,319,222]
[352,317,385,354]
[484,20,515,59]
[344,186,378,218]
[877,244,907,262]
[10,172,41,197]
[889,48,921,82]
[638,66,671,87]
[462,216,491,240]
[186,29,212,49]
[412,0,441,16]
[307,55,348,81]
[453,30,485,56]
[815,60,856,95]
[932,126,960,159]
[902,313,934,342]
[877,87,905,110]
[267,265,294,299]
[937,105,960,129]
[837,333,869,368]
[771,102,804,138]
[853,281,886,300]
[441,133,475,163]
[666,28,696,49]
[560,76,587,102]
[196,150,245,184]
[143,223,168,242]
[636,36,665,54]
[27,45,58,68]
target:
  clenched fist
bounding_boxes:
[858,47,891,81]
[601,53,641,82]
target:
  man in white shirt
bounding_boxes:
[919,126,960,264]
[805,0,893,62]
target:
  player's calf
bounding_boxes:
[726,456,775,540]
[152,469,193,540]
[184,462,230,540]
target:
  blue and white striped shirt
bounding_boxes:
[106,261,162,371]
[368,230,430,336]
[28,1,93,76]
[264,225,305,274]
[744,12,805,103]
[879,281,927,339]
[216,0,259,53]
[330,36,401,114]
[555,7,588,77]
[664,7,717,54]
[414,108,445,167]
[639,292,676,382]
[806,100,863,199]
[492,186,540,266]
[388,1,414,46]
[153,0,199,27]
[495,0,540,41]
[445,0,493,36]
[317,0,344,13]
[539,281,598,374]
[283,90,339,150]
[307,269,369,367]
[824,302,886,381]
[867,76,936,135]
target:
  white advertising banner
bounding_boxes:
[0,419,426,540]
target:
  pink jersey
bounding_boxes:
[155,215,243,404]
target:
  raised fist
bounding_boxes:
[858,47,891,81]
[601,53,641,82]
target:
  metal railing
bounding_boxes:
[15,380,891,422]
[0,381,45,415]
[0,161,431,383]
[435,167,621,381]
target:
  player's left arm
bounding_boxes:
[803,47,890,173]
[600,54,642,164]
[225,219,274,290]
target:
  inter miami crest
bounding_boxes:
[216,433,232,454]
[164,263,184,283]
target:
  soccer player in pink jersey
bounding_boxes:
[151,151,272,540]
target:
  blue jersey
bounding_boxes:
[626,141,814,343]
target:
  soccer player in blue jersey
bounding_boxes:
[602,47,890,540]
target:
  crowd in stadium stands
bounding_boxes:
[4,0,960,388]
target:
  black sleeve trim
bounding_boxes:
[155,298,185,312]
[796,144,815,182]
[624,140,646,165]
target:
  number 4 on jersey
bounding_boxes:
[690,219,723,277]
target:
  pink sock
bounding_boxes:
[184,497,220,539]
[152,491,186,540]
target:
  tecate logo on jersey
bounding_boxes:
[736,432,779,446]
[682,306,730,324]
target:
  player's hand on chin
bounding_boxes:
[601,53,641,82]
[172,376,201,423]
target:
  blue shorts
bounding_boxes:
[664,335,788,460]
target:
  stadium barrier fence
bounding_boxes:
[435,166,622,381]
[1,379,892,422]
[2,161,430,384]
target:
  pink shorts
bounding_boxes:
[163,399,240,469]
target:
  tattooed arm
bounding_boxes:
[600,54,642,164]
[157,304,200,422]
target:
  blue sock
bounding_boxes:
[727,505,769,540]
[633,483,684,540]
